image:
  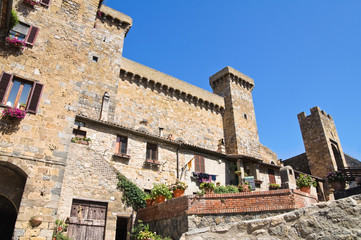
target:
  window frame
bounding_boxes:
[115,135,128,156]
[194,155,205,173]
[0,72,43,114]
[146,143,158,163]
[8,21,39,46]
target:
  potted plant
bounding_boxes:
[238,181,251,192]
[269,183,280,190]
[2,106,26,120]
[296,174,317,193]
[200,182,215,194]
[52,219,72,240]
[169,179,188,198]
[326,171,346,191]
[151,183,172,204]
[144,193,155,207]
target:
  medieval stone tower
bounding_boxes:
[210,67,260,158]
[298,106,348,178]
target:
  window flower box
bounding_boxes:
[71,137,91,145]
[2,107,26,120]
[5,37,26,51]
[23,0,40,6]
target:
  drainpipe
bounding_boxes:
[176,147,180,179]
[176,143,183,179]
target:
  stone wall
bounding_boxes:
[180,194,361,239]
[57,143,132,240]
[0,0,130,238]
[116,58,225,151]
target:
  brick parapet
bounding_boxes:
[137,189,318,223]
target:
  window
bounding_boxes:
[0,72,43,113]
[39,0,51,7]
[8,22,39,45]
[115,136,128,155]
[146,143,158,162]
[194,155,205,173]
[268,169,276,184]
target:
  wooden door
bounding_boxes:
[68,199,107,240]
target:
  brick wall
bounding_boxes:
[137,189,318,223]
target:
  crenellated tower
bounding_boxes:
[210,67,260,158]
[298,106,348,178]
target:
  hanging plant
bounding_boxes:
[9,10,19,29]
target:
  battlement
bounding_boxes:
[120,58,225,113]
[98,5,132,34]
[209,66,254,91]
[297,106,333,121]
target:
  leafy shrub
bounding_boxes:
[214,185,228,194]
[130,220,172,240]
[226,185,239,193]
[269,183,280,189]
[200,182,215,190]
[117,174,146,210]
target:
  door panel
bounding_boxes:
[68,199,107,240]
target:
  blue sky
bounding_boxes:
[105,0,361,161]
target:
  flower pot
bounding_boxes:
[239,184,250,192]
[300,186,311,193]
[155,195,166,204]
[146,199,154,207]
[173,189,185,198]
[30,216,43,227]
[331,181,345,191]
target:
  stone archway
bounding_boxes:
[0,162,27,240]
[331,143,344,170]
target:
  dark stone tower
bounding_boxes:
[298,106,348,178]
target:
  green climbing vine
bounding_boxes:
[117,174,147,210]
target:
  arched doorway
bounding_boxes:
[0,162,27,240]
[331,143,344,170]
[0,195,17,239]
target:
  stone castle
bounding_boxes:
[0,1,356,240]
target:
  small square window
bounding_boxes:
[194,155,205,173]
[115,136,128,155]
[146,143,158,162]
